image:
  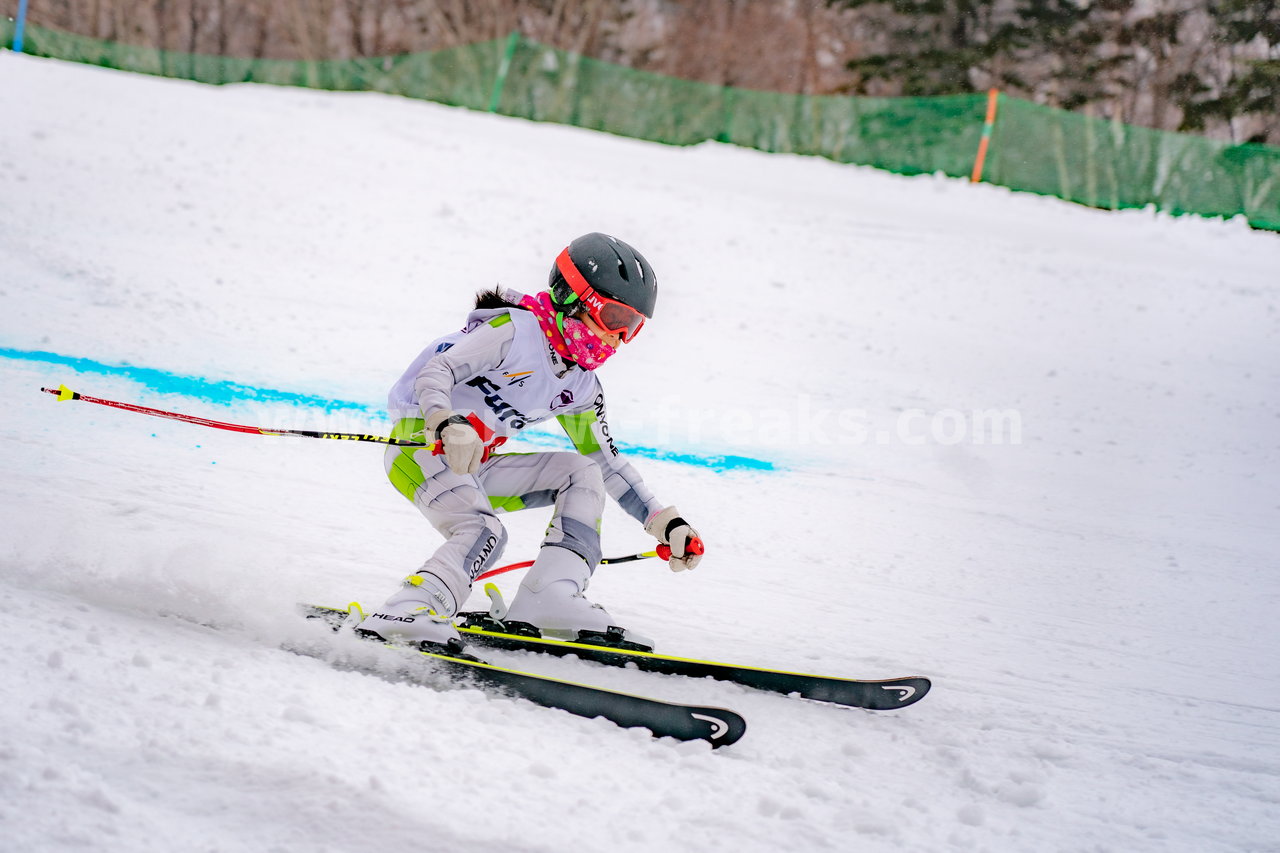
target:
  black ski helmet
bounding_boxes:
[548,233,658,322]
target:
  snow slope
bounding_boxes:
[2,52,1279,852]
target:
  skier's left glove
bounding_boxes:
[645,506,704,571]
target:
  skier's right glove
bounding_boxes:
[645,506,704,572]
[424,409,484,476]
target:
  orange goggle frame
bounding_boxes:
[555,249,647,343]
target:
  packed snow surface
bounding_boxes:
[2,52,1279,852]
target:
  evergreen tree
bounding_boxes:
[833,0,1014,95]
[1180,0,1280,142]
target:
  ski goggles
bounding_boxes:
[556,249,647,343]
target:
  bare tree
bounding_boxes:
[13,0,1278,141]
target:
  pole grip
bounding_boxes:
[657,538,704,561]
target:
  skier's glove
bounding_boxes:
[425,409,484,476]
[645,506,704,572]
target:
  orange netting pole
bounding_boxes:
[970,89,1001,183]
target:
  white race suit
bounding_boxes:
[383,305,665,615]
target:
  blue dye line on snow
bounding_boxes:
[3,346,380,413]
[4,346,776,473]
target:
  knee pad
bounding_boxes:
[458,516,508,581]
[544,517,602,567]
[541,456,603,565]
[413,516,507,612]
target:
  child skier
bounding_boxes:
[360,233,703,650]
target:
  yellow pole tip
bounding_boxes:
[57,384,76,401]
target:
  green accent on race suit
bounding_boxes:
[487,313,513,329]
[387,417,427,502]
[488,495,526,512]
[557,410,601,456]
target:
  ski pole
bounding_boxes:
[45,383,710,564]
[475,539,705,582]
[40,384,432,448]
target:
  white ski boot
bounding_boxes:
[359,573,462,649]
[502,546,651,647]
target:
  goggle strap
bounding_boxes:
[556,248,593,299]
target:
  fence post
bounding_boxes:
[13,0,30,53]
[716,86,736,144]
[970,88,1001,183]
[488,30,520,113]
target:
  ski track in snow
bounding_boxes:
[2,53,1279,852]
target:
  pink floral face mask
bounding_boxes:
[513,290,617,370]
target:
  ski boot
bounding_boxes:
[358,573,463,652]
[494,545,653,651]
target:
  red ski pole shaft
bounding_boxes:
[473,559,536,582]
[474,554,635,583]
[475,538,706,583]
[41,384,432,448]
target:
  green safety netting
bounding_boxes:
[5,22,1277,230]
[986,98,1280,229]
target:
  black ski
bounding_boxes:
[300,605,745,747]
[454,612,930,710]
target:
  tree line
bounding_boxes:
[13,0,1279,144]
